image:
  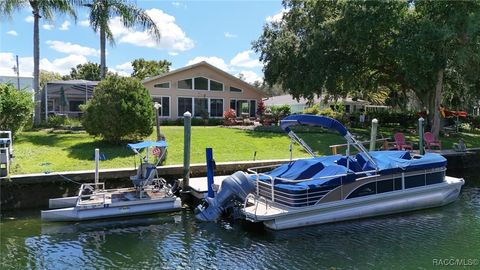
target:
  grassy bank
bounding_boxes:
[10,126,480,174]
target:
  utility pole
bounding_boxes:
[12,55,20,90]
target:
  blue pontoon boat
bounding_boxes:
[196,115,464,230]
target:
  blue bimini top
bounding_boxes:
[357,150,446,174]
[280,114,348,136]
[128,140,167,150]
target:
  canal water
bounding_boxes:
[1,174,479,269]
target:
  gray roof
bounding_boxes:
[264,94,369,106]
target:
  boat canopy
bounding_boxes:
[128,140,167,150]
[280,114,348,136]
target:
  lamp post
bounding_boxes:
[154,102,162,141]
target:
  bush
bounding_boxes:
[223,109,237,126]
[0,83,34,135]
[366,111,417,128]
[269,105,291,124]
[303,103,321,115]
[45,115,83,129]
[81,76,154,142]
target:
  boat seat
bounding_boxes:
[130,163,156,187]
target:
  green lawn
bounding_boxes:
[11,126,344,174]
[10,126,480,175]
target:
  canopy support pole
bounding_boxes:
[288,131,316,157]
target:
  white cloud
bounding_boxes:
[79,19,90,27]
[0,52,87,76]
[46,40,99,57]
[172,2,180,6]
[109,8,194,53]
[59,20,70,31]
[266,9,288,23]
[25,16,34,23]
[114,61,132,76]
[6,30,18,36]
[230,50,262,68]
[42,24,54,30]
[186,56,230,72]
[171,2,186,8]
[168,51,179,56]
[237,70,263,84]
[224,32,237,38]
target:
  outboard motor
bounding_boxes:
[195,171,255,222]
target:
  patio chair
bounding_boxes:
[394,132,413,150]
[424,132,442,150]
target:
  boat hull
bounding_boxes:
[41,197,182,222]
[245,176,464,230]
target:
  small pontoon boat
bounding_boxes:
[196,115,465,230]
[41,141,181,222]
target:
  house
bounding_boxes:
[0,75,34,93]
[264,94,370,114]
[142,61,265,119]
[42,80,98,120]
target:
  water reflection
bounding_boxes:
[1,176,479,269]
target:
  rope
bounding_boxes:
[54,173,83,185]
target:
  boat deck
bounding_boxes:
[76,187,170,208]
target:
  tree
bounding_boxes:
[67,62,103,81]
[81,75,154,142]
[83,0,161,79]
[131,58,171,80]
[0,0,78,126]
[254,0,480,138]
[0,83,34,135]
[40,70,62,89]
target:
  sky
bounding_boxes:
[0,0,286,83]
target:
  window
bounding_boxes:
[69,100,83,112]
[236,100,249,117]
[347,182,376,199]
[194,77,208,90]
[377,179,394,194]
[210,99,223,117]
[154,82,170,89]
[230,99,236,111]
[210,80,223,91]
[178,97,193,116]
[230,86,242,93]
[153,96,170,117]
[194,98,208,117]
[178,79,193,90]
[249,100,256,117]
[345,105,351,113]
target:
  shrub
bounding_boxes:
[257,100,266,118]
[0,83,34,135]
[81,76,154,142]
[223,109,237,126]
[269,105,291,124]
[366,111,417,128]
[303,103,320,115]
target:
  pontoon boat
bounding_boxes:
[196,115,464,230]
[41,141,181,222]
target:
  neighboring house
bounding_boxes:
[142,61,265,120]
[264,94,370,114]
[41,80,98,120]
[0,75,34,93]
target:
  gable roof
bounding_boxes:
[142,61,265,97]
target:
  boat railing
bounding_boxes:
[247,164,378,206]
[76,183,107,206]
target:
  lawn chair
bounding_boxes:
[424,132,442,150]
[394,132,413,150]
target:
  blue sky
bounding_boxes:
[0,0,285,83]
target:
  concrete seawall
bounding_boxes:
[2,150,479,211]
[0,159,290,210]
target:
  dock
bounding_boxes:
[186,175,229,199]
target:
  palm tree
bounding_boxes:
[0,0,78,126]
[84,0,161,79]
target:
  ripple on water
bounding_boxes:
[1,185,479,269]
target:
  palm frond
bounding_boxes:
[0,0,28,18]
[110,0,161,41]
